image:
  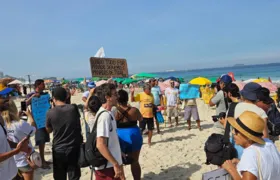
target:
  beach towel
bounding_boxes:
[156,111,164,123]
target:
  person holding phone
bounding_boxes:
[0,88,30,180]
[1,102,36,180]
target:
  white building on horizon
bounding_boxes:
[0,71,3,79]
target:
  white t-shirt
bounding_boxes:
[0,124,17,180]
[94,107,122,170]
[83,91,90,99]
[234,102,268,119]
[165,87,179,107]
[237,139,280,179]
[6,120,36,168]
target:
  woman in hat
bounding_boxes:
[222,111,280,179]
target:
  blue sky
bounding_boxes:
[1,1,280,79]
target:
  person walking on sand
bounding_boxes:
[165,80,179,127]
[130,83,155,147]
[183,98,201,130]
[45,87,83,180]
[150,78,162,133]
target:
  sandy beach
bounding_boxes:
[12,92,280,180]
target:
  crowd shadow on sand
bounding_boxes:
[143,162,201,180]
[155,134,196,144]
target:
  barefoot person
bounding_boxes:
[116,90,143,180]
[130,83,155,146]
[183,98,201,130]
[165,80,179,127]
[222,111,280,179]
[26,79,51,169]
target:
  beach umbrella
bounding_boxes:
[209,77,218,83]
[158,82,168,94]
[122,79,138,85]
[92,77,102,81]
[8,80,23,85]
[164,76,177,81]
[243,79,255,83]
[258,82,278,92]
[253,78,269,83]
[132,72,157,79]
[189,77,211,86]
[234,81,246,91]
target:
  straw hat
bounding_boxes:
[227,111,265,145]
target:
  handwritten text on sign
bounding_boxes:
[31,94,51,129]
[202,168,232,180]
[89,57,128,78]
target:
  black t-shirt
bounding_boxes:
[46,104,82,151]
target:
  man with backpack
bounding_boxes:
[45,87,83,180]
[94,83,124,180]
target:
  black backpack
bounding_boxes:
[78,110,113,168]
[204,103,237,166]
[267,103,280,136]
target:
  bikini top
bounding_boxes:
[116,107,138,128]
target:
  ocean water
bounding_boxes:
[154,63,280,83]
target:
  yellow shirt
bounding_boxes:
[135,92,154,118]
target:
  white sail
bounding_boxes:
[94,47,105,58]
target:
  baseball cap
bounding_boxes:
[240,82,262,101]
[87,82,96,89]
[220,74,232,84]
[0,87,13,96]
[257,87,274,104]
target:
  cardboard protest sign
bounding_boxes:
[31,94,51,129]
[89,57,128,78]
[202,168,232,180]
[179,84,200,99]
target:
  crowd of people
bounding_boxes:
[0,74,280,180]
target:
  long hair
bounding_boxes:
[1,100,20,128]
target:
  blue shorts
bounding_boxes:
[117,126,143,153]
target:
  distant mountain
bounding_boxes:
[3,75,26,82]
[233,64,245,67]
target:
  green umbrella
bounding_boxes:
[132,72,157,79]
[122,78,138,85]
[114,78,126,83]
[209,77,218,83]
[76,78,84,83]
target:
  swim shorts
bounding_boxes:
[140,118,154,131]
